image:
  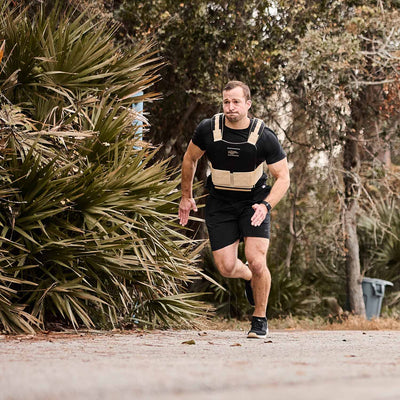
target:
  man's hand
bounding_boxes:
[179,197,198,226]
[251,203,268,227]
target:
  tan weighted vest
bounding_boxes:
[209,113,264,192]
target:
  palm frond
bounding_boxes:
[0,0,209,334]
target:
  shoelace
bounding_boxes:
[251,318,266,331]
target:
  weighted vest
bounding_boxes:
[207,113,265,192]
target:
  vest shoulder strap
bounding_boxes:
[247,118,265,145]
[212,114,265,144]
[212,113,223,141]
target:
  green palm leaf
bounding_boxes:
[0,0,209,334]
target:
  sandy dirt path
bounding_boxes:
[1,329,400,400]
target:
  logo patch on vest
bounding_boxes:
[227,147,240,157]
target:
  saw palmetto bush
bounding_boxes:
[0,0,208,333]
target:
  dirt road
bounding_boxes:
[1,329,400,400]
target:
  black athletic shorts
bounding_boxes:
[205,195,271,251]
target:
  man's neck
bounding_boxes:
[224,116,251,130]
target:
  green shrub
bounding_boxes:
[0,0,207,333]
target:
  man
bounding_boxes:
[179,81,290,338]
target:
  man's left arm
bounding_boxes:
[251,158,290,226]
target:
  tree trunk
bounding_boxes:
[344,199,366,314]
[343,135,366,316]
[282,89,312,275]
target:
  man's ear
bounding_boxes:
[247,100,252,110]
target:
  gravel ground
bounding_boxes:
[1,329,400,400]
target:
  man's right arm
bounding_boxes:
[178,140,205,226]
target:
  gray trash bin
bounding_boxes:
[362,277,393,320]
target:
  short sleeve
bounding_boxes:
[258,128,286,165]
[192,119,211,151]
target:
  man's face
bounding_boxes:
[222,87,251,124]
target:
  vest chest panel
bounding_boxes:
[208,113,264,192]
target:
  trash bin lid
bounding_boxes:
[362,277,394,287]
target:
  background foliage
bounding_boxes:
[2,0,400,333]
[110,0,400,318]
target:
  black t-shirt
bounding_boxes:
[192,118,287,200]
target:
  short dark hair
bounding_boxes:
[223,81,251,101]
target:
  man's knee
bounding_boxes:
[244,238,269,274]
[247,258,267,276]
[216,259,237,277]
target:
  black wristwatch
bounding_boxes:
[260,200,272,213]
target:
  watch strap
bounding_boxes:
[261,200,272,212]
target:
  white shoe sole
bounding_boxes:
[247,330,268,339]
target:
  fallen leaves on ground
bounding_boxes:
[182,340,196,345]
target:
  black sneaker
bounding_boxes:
[244,279,255,306]
[247,316,268,339]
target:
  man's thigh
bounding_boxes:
[244,237,270,263]
[212,240,240,269]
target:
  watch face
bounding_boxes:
[262,201,271,211]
